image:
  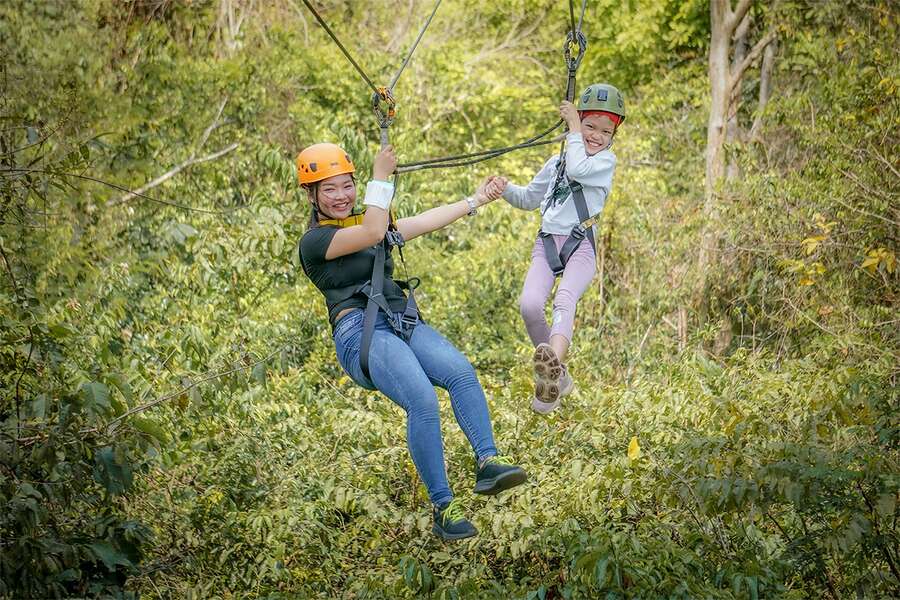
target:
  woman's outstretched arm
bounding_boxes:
[395,177,505,242]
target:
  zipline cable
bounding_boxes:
[550,0,589,203]
[401,0,589,173]
[397,119,564,172]
[388,0,443,92]
[299,0,591,172]
[568,0,577,39]
[299,0,380,95]
[398,135,560,173]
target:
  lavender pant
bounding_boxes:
[519,233,596,345]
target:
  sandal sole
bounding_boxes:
[533,343,562,380]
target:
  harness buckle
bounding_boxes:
[400,311,418,330]
[385,230,405,248]
[571,224,586,240]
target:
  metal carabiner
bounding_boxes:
[372,86,396,148]
[563,30,588,72]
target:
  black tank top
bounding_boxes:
[298,226,408,327]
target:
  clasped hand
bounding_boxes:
[474,175,509,206]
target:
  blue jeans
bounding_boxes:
[333,309,498,506]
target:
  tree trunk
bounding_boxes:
[726,14,750,181]
[218,0,249,57]
[697,0,775,303]
[697,0,731,284]
[750,39,777,141]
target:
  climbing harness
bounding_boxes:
[318,213,365,227]
[307,210,420,380]
[298,0,443,379]
[549,0,589,203]
[358,227,421,379]
[540,184,597,277]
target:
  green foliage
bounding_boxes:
[1,0,897,598]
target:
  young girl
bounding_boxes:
[296,142,527,540]
[492,83,625,414]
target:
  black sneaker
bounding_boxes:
[432,499,477,541]
[473,456,527,495]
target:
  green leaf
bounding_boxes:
[89,541,133,571]
[81,381,111,412]
[746,575,759,600]
[132,417,168,443]
[594,557,609,586]
[93,446,133,495]
[876,493,896,518]
[30,394,47,420]
[48,323,75,339]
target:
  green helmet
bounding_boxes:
[577,83,625,121]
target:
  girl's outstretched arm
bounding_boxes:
[500,158,556,210]
[395,177,504,242]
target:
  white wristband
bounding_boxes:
[363,179,394,211]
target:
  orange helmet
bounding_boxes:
[296,143,355,186]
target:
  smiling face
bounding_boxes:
[580,113,617,155]
[311,173,357,219]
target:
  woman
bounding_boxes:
[296,142,527,541]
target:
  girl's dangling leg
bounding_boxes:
[519,236,557,347]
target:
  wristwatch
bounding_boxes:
[464,196,478,216]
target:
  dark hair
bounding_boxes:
[304,183,320,229]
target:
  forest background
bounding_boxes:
[1,0,897,598]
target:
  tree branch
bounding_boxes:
[196,97,229,150]
[108,98,235,206]
[837,169,900,225]
[96,346,285,435]
[108,142,238,206]
[727,0,754,34]
[729,30,777,95]
[0,167,244,215]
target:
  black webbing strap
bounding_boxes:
[540,230,565,276]
[359,239,387,380]
[540,181,596,277]
[359,230,420,380]
[559,181,595,264]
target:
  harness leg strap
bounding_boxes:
[540,230,566,277]
[360,241,387,380]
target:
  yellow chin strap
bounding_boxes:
[319,213,365,227]
[318,209,397,228]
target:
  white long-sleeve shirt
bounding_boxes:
[501,131,616,235]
